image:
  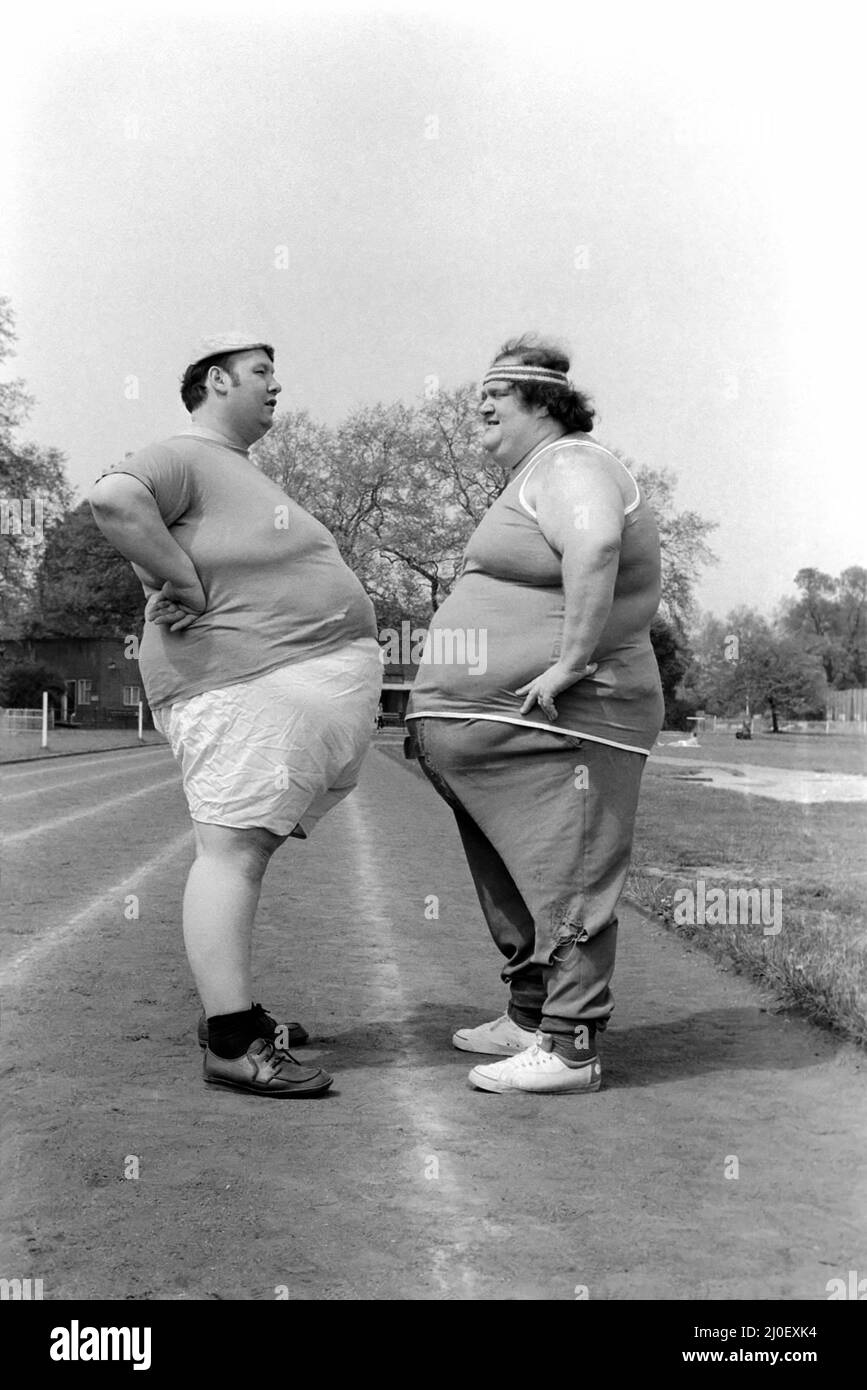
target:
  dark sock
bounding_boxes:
[508,1004,542,1032]
[207,1006,262,1059]
[543,1026,598,1067]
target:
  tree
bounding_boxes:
[32,500,146,638]
[253,404,429,622]
[650,615,696,729]
[780,566,867,688]
[0,298,73,634]
[687,608,827,730]
[418,384,507,525]
[623,459,718,634]
[374,386,506,612]
[0,297,34,436]
[250,408,333,508]
[0,659,65,712]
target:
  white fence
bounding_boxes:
[825,687,867,731]
[707,715,864,736]
[0,707,55,734]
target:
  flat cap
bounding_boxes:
[185,334,274,370]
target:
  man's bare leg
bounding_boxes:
[183,821,287,1016]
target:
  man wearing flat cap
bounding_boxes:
[90,335,381,1097]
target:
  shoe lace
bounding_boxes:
[515,1044,555,1070]
[252,1002,277,1030]
[257,1038,300,1068]
[506,1047,532,1070]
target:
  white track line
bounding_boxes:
[0,746,170,782]
[340,790,479,1298]
[1,774,181,844]
[3,758,174,803]
[0,831,195,986]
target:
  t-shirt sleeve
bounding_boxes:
[95,443,192,527]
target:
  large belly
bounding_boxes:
[413,573,565,704]
[407,571,664,749]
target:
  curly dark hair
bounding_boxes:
[492,334,594,433]
[180,346,275,413]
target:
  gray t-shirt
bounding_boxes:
[105,432,377,709]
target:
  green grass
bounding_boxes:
[629,763,867,1044]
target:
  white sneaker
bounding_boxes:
[468,1036,602,1094]
[452,1012,539,1055]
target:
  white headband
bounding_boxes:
[483,364,570,389]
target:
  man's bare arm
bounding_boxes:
[131,561,162,595]
[89,474,206,616]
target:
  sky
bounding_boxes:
[2,0,864,622]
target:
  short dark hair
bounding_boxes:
[493,334,595,433]
[179,346,275,413]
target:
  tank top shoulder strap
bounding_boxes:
[515,450,552,519]
[515,437,641,519]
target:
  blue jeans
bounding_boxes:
[407,717,647,1053]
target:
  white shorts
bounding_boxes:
[152,638,382,836]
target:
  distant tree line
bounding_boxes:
[680,568,867,731]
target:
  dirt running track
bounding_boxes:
[1,740,865,1301]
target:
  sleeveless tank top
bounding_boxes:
[405,436,665,754]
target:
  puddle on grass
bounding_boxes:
[659,762,867,804]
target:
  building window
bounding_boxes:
[123,686,141,707]
[76,679,92,704]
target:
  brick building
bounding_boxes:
[0,637,148,726]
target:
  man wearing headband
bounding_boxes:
[406,334,664,1094]
[89,335,381,1098]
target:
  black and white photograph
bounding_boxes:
[1,0,865,1343]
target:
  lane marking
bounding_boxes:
[0,746,170,782]
[0,831,195,986]
[1,774,182,844]
[340,782,479,1297]
[3,757,174,803]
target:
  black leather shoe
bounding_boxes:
[203,1038,333,1097]
[197,1002,309,1051]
